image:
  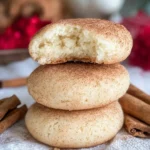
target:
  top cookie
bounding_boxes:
[29,19,133,65]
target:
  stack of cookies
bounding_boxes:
[25,19,132,149]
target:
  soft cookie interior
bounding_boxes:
[30,25,113,64]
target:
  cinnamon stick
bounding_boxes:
[124,114,150,138]
[0,77,27,88]
[0,100,4,105]
[53,148,60,150]
[119,93,150,125]
[0,105,27,134]
[128,84,150,105]
[0,95,21,120]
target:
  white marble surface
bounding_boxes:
[0,58,150,150]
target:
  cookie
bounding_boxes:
[25,102,123,148]
[29,18,133,65]
[27,63,129,110]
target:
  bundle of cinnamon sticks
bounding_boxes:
[0,95,27,133]
[120,84,150,138]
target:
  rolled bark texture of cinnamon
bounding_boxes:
[124,114,150,138]
[120,93,150,125]
[0,105,27,134]
[120,84,150,138]
[128,84,150,105]
[0,95,21,120]
[0,95,28,134]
